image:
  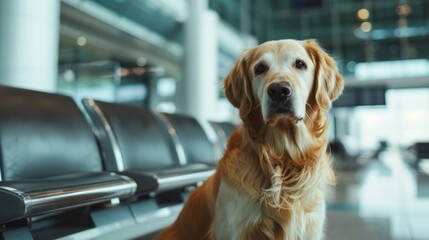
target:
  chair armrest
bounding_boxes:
[0,172,136,223]
[114,171,159,195]
[145,163,215,192]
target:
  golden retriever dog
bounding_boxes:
[157,39,343,240]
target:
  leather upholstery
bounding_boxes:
[161,113,216,165]
[0,86,144,224]
[0,86,103,180]
[217,122,237,138]
[90,101,179,170]
[84,100,217,192]
[210,121,238,149]
[0,172,133,193]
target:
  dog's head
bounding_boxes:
[224,39,343,131]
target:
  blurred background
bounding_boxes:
[0,0,429,239]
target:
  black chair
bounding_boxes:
[157,112,220,166]
[210,121,238,150]
[407,142,429,168]
[82,99,215,192]
[0,86,145,225]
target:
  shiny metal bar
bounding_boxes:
[155,169,215,191]
[154,111,188,166]
[0,174,137,217]
[83,98,125,171]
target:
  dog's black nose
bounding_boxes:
[267,82,292,102]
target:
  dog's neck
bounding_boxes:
[241,103,330,161]
[243,120,322,171]
[243,111,326,160]
[237,106,333,200]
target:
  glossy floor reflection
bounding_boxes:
[325,149,429,240]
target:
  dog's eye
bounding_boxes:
[295,59,307,70]
[254,63,268,75]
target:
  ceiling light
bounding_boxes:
[360,22,372,32]
[357,8,370,21]
[76,36,87,46]
[396,4,412,16]
[62,69,75,82]
[136,57,147,67]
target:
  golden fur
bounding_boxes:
[157,39,343,240]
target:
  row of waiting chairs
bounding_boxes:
[0,85,236,240]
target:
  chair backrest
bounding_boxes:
[83,99,181,171]
[0,86,103,181]
[210,121,238,150]
[157,112,217,165]
[217,122,238,138]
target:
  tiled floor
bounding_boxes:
[325,149,429,240]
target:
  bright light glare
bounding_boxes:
[355,59,429,80]
[396,4,412,16]
[357,8,370,20]
[76,36,87,46]
[360,22,372,32]
[136,57,147,67]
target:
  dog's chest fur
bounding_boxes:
[214,173,326,240]
[214,179,263,239]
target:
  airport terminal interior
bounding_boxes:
[0,0,429,239]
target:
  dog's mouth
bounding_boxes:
[265,115,303,126]
[265,106,304,126]
[269,102,293,115]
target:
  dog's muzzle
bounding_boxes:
[267,82,294,116]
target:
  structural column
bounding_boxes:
[178,0,219,120]
[0,0,60,91]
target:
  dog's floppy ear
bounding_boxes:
[223,50,251,109]
[305,40,344,109]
